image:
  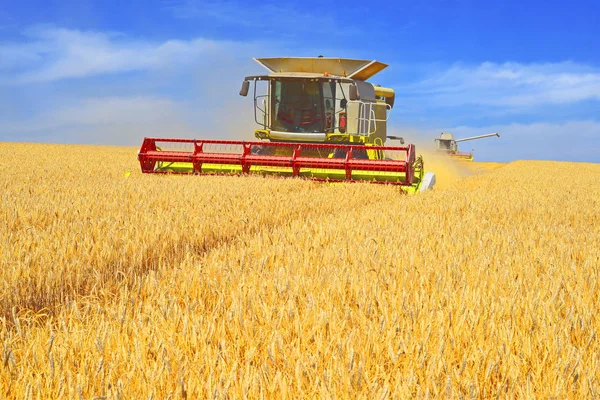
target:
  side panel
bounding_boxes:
[373,100,388,144]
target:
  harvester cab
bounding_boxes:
[138,57,436,193]
[435,132,500,161]
[239,57,395,146]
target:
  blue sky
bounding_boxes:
[1,0,599,162]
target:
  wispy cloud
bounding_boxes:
[399,62,600,108]
[2,24,599,164]
[1,96,197,145]
[0,26,240,83]
[165,0,340,34]
[0,26,270,144]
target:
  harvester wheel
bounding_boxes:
[332,147,369,159]
[251,145,273,156]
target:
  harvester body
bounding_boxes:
[244,57,393,146]
[138,57,436,193]
[435,132,500,161]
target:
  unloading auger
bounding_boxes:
[138,57,436,193]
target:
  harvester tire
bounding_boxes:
[332,148,369,159]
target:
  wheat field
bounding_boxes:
[1,142,599,399]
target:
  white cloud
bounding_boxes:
[0,26,274,145]
[1,96,198,145]
[401,61,600,108]
[52,96,192,127]
[0,27,234,83]
[2,24,598,164]
[0,42,44,70]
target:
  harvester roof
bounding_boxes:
[253,57,388,80]
[439,133,455,141]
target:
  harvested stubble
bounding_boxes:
[1,142,600,399]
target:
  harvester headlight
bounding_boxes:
[255,130,269,139]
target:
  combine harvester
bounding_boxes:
[138,57,436,193]
[435,132,500,161]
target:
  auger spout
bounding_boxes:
[455,133,500,143]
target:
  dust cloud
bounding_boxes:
[387,128,473,190]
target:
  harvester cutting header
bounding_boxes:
[138,57,436,193]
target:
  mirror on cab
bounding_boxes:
[239,81,250,97]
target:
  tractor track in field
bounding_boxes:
[2,176,409,321]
